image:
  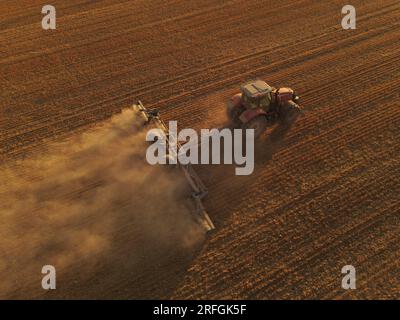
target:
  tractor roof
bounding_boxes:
[241,80,272,98]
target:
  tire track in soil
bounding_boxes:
[1,0,400,299]
[2,1,398,149]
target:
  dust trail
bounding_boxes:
[0,109,205,299]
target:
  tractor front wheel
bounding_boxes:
[242,116,268,139]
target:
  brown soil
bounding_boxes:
[1,0,399,299]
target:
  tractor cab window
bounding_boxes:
[259,93,271,110]
[242,94,259,109]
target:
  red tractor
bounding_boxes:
[227,80,304,138]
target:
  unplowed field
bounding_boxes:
[1,0,399,299]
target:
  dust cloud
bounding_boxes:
[0,109,205,299]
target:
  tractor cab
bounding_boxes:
[240,80,273,111]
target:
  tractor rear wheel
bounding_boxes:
[242,116,268,139]
[227,103,245,128]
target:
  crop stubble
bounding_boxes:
[0,0,399,299]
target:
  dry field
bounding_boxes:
[0,0,399,299]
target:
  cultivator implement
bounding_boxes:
[132,101,215,232]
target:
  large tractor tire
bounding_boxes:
[227,102,245,128]
[242,116,268,139]
[279,100,303,129]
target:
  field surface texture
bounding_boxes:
[1,0,399,299]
